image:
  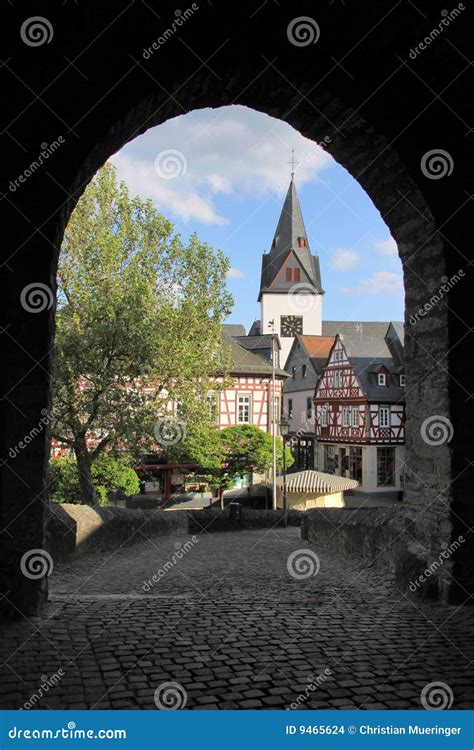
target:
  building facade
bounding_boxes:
[257,176,324,368]
[282,334,334,470]
[314,324,405,495]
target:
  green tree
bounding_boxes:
[50,454,139,506]
[184,424,294,504]
[53,163,232,505]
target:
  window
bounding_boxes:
[334,350,341,362]
[306,397,312,419]
[342,407,350,427]
[379,406,390,428]
[324,444,336,472]
[400,374,405,387]
[288,398,293,419]
[377,447,395,486]
[237,395,251,424]
[298,237,307,247]
[378,373,386,386]
[320,405,328,427]
[294,268,300,283]
[302,364,307,378]
[349,447,363,483]
[351,406,359,427]
[285,268,292,282]
[334,370,342,388]
[292,366,296,377]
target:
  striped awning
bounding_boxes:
[266,470,358,494]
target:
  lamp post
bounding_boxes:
[280,418,290,526]
[268,320,277,510]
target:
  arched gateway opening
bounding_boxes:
[1,3,472,630]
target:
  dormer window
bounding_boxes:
[294,268,300,283]
[400,374,405,387]
[298,237,307,247]
[378,373,386,386]
[285,268,292,282]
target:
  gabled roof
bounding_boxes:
[223,334,288,378]
[222,323,247,337]
[283,334,335,393]
[337,331,405,403]
[322,320,395,338]
[234,334,280,351]
[258,178,323,299]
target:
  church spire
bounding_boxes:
[257,175,323,301]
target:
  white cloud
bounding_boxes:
[227,267,245,279]
[110,105,333,225]
[342,271,404,296]
[329,248,359,271]
[374,237,398,256]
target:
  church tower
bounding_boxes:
[258,175,324,368]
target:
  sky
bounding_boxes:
[110,105,404,330]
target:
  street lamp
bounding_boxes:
[280,418,290,525]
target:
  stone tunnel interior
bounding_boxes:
[1,1,472,624]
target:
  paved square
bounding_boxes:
[1,528,472,709]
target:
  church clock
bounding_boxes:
[280,315,303,337]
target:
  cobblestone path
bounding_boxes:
[1,528,473,710]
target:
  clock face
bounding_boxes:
[280,315,303,337]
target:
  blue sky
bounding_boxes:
[111,105,404,330]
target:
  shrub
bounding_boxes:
[50,453,140,505]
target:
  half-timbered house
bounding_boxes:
[314,322,405,495]
[216,327,288,431]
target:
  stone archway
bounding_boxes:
[1,1,472,617]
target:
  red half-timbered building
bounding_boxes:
[314,322,405,495]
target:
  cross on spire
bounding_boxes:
[288,149,299,178]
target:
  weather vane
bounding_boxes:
[288,149,299,178]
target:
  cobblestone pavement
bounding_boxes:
[1,528,473,710]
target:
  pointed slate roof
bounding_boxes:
[258,178,323,299]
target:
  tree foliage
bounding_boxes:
[50,454,140,506]
[52,163,233,504]
[183,424,294,493]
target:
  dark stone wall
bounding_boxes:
[1,0,472,616]
[46,504,188,564]
[303,508,457,603]
[188,508,302,534]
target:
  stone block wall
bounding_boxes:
[46,504,188,563]
[188,507,302,534]
[302,508,453,602]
